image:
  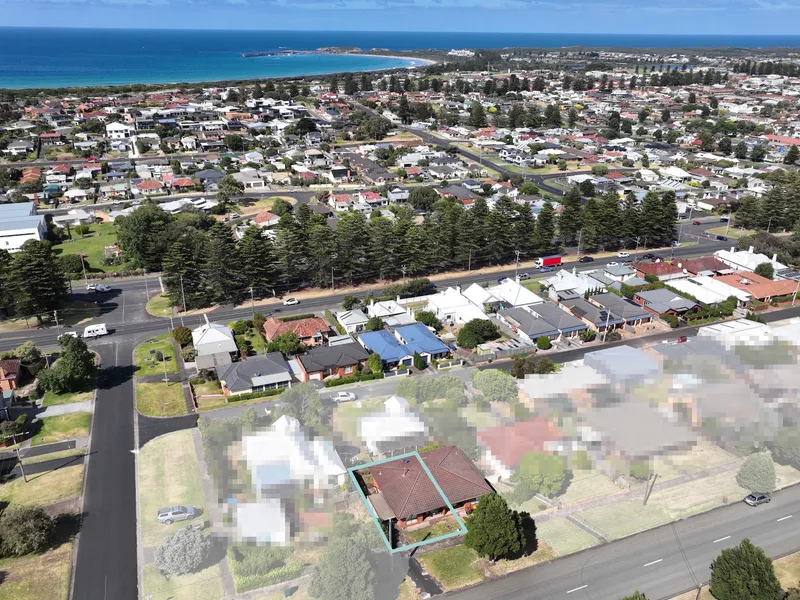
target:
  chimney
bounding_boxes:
[772,253,778,263]
[677,263,682,269]
[403,468,408,477]
[748,246,755,254]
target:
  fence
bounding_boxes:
[384,370,410,379]
[437,359,464,370]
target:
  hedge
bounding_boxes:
[231,562,306,593]
[324,372,384,387]
[227,387,284,402]
[278,313,315,322]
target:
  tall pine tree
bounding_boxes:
[9,240,68,322]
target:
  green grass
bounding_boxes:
[535,518,599,556]
[30,413,91,447]
[0,541,73,600]
[133,335,178,375]
[706,225,755,240]
[0,299,101,333]
[42,387,94,407]
[233,195,296,216]
[136,382,187,418]
[52,222,130,274]
[458,404,499,430]
[243,329,266,355]
[403,519,462,544]
[0,464,84,508]
[142,563,224,600]
[146,293,173,318]
[418,545,482,590]
[775,551,800,590]
[22,448,85,466]
[138,429,206,547]
[192,381,221,396]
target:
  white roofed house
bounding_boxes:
[105,121,135,140]
[192,317,239,369]
[714,246,788,274]
[426,286,489,325]
[0,202,46,253]
[358,395,428,456]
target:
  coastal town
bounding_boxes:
[2,44,800,600]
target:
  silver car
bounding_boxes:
[157,505,198,524]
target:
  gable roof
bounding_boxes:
[216,352,291,392]
[192,322,237,355]
[368,446,493,519]
[263,316,330,341]
[394,323,449,356]
[477,418,563,470]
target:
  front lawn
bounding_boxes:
[136,382,186,418]
[30,413,91,447]
[0,541,72,600]
[403,519,462,544]
[0,464,84,508]
[142,563,224,600]
[418,545,482,590]
[536,518,599,556]
[42,387,94,407]
[192,380,222,396]
[52,222,130,274]
[138,429,206,547]
[775,550,800,590]
[133,335,178,375]
[0,299,101,333]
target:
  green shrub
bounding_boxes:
[171,326,193,346]
[536,336,552,350]
[629,460,651,481]
[278,313,315,322]
[0,507,55,557]
[231,320,252,336]
[227,388,284,402]
[232,563,306,593]
[323,372,384,387]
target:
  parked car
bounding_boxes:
[283,297,300,306]
[518,273,531,280]
[670,241,681,247]
[62,332,78,338]
[692,220,701,225]
[743,493,770,507]
[720,216,730,222]
[330,391,356,403]
[617,252,630,258]
[157,506,198,524]
[578,256,594,263]
[716,235,728,241]
[229,212,240,220]
[677,336,688,343]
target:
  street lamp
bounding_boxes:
[79,254,88,288]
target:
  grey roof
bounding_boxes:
[298,342,369,373]
[634,288,698,314]
[502,307,560,339]
[562,297,625,328]
[527,302,588,333]
[584,345,661,383]
[581,400,696,459]
[590,293,652,324]
[216,352,291,392]
[605,265,635,277]
[0,215,44,233]
[0,202,35,218]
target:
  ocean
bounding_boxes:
[2,27,800,90]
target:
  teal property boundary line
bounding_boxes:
[347,450,468,554]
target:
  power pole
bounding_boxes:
[601,308,612,343]
[179,275,187,327]
[10,432,27,483]
[468,249,472,273]
[514,249,521,279]
[576,229,583,258]
[53,310,61,337]
[401,264,407,281]
[249,286,256,321]
[331,267,335,292]
[143,269,150,301]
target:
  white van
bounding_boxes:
[83,324,108,339]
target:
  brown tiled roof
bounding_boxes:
[675,256,729,275]
[263,316,330,341]
[369,446,493,519]
[634,262,684,277]
[477,418,562,470]
[0,359,20,380]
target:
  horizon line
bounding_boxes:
[1,25,800,37]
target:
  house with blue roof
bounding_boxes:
[358,323,449,369]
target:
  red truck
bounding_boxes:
[533,255,562,269]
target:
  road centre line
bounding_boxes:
[566,585,588,594]
[643,559,663,567]
[778,515,793,522]
[713,536,731,543]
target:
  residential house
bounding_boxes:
[668,275,752,307]
[0,359,21,392]
[3,140,34,157]
[560,297,625,333]
[263,316,330,347]
[632,288,699,316]
[367,446,494,528]
[192,319,238,369]
[478,418,563,482]
[253,211,280,228]
[0,202,46,253]
[633,262,688,283]
[366,299,415,327]
[216,352,292,396]
[335,309,369,335]
[588,292,653,328]
[296,342,370,382]
[106,122,135,140]
[583,345,661,385]
[426,287,488,325]
[714,271,798,302]
[232,169,266,190]
[497,303,588,344]
[358,323,449,369]
[358,395,428,456]
[714,246,788,273]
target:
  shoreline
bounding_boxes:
[0,53,432,92]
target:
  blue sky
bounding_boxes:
[2,0,800,34]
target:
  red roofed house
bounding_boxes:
[135,180,164,196]
[170,177,195,190]
[674,256,731,276]
[39,132,64,146]
[367,446,494,528]
[263,316,331,347]
[254,210,280,228]
[764,134,800,147]
[605,171,628,180]
[328,193,352,211]
[634,261,686,282]
[0,359,21,392]
[477,418,563,482]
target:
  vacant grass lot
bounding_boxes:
[142,563,224,600]
[139,430,206,547]
[0,464,83,508]
[0,541,72,600]
[418,545,483,590]
[30,413,91,447]
[136,382,187,418]
[536,518,600,556]
[133,335,178,375]
[775,550,800,590]
[52,222,130,274]
[234,196,296,216]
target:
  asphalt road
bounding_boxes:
[447,484,800,600]
[71,338,138,600]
